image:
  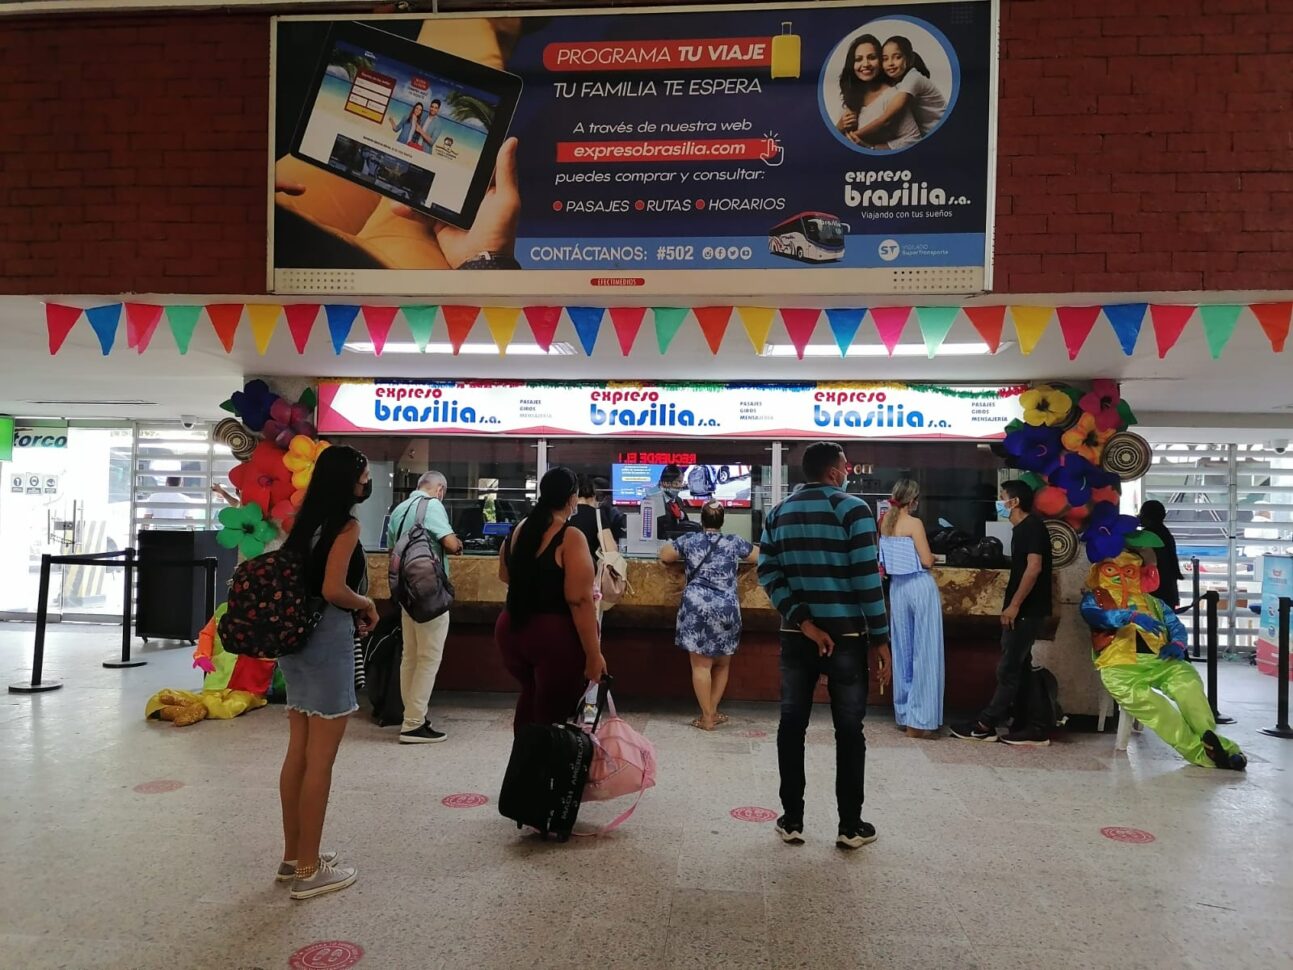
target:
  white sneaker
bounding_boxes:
[277,850,338,882]
[290,861,357,900]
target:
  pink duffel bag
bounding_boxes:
[580,684,657,831]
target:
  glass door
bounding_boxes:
[0,425,134,620]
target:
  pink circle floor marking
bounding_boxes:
[441,793,489,809]
[288,941,364,969]
[730,806,779,823]
[1100,826,1156,844]
[739,729,768,739]
[132,780,184,794]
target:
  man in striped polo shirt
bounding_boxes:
[758,441,892,850]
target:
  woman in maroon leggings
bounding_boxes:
[496,467,608,732]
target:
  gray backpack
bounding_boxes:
[387,497,455,622]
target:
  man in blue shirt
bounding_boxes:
[758,441,891,850]
[386,470,462,744]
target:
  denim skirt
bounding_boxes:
[277,605,358,718]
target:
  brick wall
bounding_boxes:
[1,1,1289,295]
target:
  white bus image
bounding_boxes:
[768,211,848,263]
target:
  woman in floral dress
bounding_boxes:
[659,503,758,730]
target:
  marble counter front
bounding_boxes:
[366,552,1016,629]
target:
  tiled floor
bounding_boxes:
[3,622,1291,970]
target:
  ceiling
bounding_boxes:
[2,291,1290,435]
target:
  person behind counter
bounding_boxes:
[659,501,758,731]
[878,479,944,740]
[572,474,626,554]
[387,471,463,745]
[276,445,378,900]
[1138,500,1183,609]
[951,480,1054,746]
[495,466,608,733]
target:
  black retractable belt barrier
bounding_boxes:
[9,550,220,693]
[1202,591,1236,725]
[1260,596,1293,740]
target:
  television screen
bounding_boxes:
[611,463,753,508]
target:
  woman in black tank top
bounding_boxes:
[496,467,607,732]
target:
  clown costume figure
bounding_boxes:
[1080,552,1246,770]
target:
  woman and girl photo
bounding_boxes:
[835,33,948,152]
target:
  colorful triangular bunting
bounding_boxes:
[524,306,561,353]
[247,304,281,356]
[1105,303,1147,357]
[1010,306,1052,356]
[363,306,399,356]
[124,303,163,353]
[205,304,243,353]
[653,307,689,354]
[964,305,1006,354]
[44,303,82,355]
[85,304,122,356]
[324,305,360,355]
[609,307,646,357]
[482,306,520,355]
[694,306,732,355]
[442,305,479,354]
[781,308,820,359]
[283,304,320,354]
[737,306,776,354]
[1252,302,1291,353]
[915,306,958,358]
[825,308,864,357]
[567,307,604,357]
[1056,306,1101,361]
[403,305,436,352]
[1148,305,1195,359]
[870,306,911,355]
[165,306,202,355]
[1200,304,1242,360]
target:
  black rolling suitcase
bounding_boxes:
[361,613,404,727]
[498,678,610,842]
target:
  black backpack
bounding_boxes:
[362,612,404,727]
[218,548,323,659]
[1029,665,1067,728]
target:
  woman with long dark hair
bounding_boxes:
[835,33,921,151]
[496,466,607,732]
[276,445,378,900]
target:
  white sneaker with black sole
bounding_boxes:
[775,816,804,845]
[290,861,357,900]
[399,722,447,744]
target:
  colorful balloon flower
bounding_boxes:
[1020,384,1074,427]
[229,441,294,514]
[216,504,278,559]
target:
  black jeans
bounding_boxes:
[776,632,868,828]
[980,615,1044,729]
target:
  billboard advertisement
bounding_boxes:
[316,380,1018,440]
[271,1,997,297]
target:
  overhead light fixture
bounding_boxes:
[27,399,158,406]
[344,341,577,356]
[762,342,1008,358]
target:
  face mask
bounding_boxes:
[357,480,373,503]
[995,500,1011,520]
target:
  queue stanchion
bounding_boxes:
[1260,596,1293,740]
[1203,590,1235,724]
[1191,557,1201,658]
[104,547,144,669]
[9,554,62,693]
[202,557,218,622]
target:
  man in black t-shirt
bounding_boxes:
[951,480,1054,746]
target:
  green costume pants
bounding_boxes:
[1100,654,1241,767]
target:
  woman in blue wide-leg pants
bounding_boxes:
[879,480,945,737]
